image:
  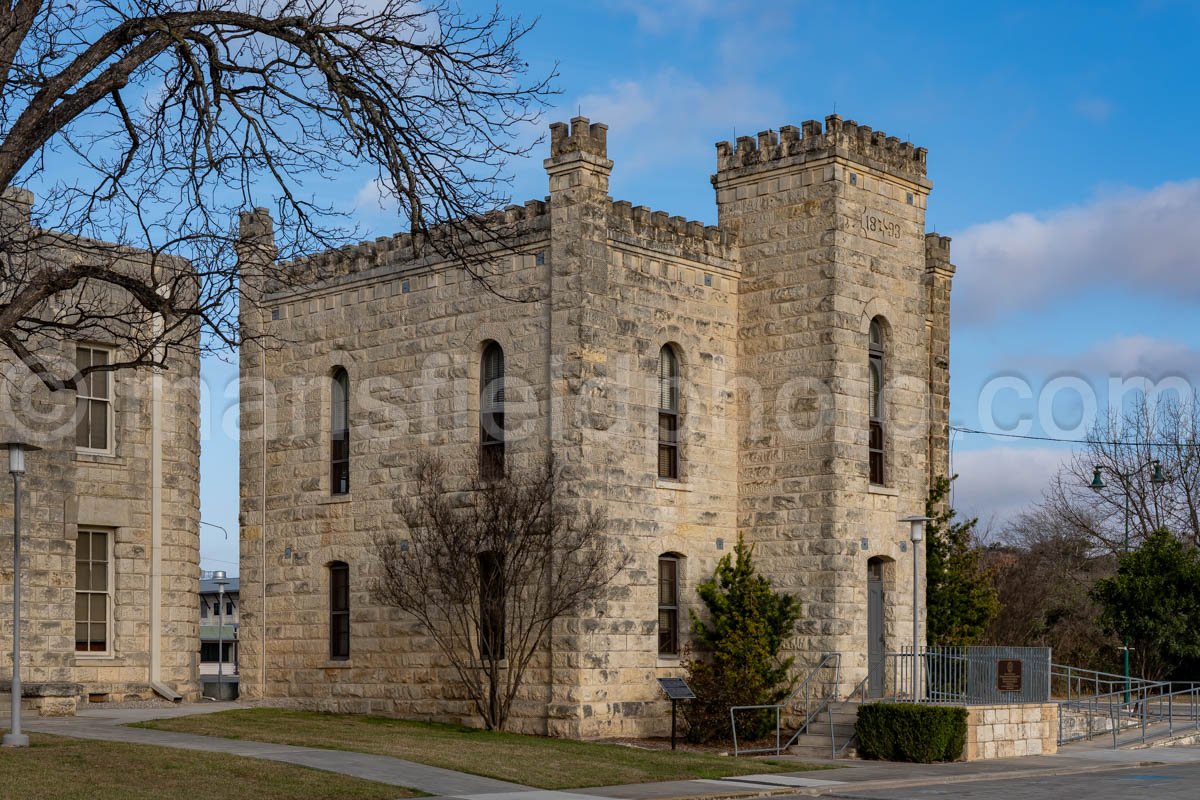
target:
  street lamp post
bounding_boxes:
[3,441,41,749]
[900,515,931,703]
[1089,459,1167,704]
[213,570,229,699]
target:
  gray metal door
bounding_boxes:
[868,559,885,698]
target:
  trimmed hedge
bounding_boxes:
[855,703,967,762]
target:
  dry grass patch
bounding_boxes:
[0,734,416,800]
[138,708,825,789]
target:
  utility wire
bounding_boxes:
[951,425,1200,448]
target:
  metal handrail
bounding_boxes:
[730,653,841,756]
[1052,663,1159,703]
[1057,679,1200,747]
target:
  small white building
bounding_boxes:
[199,574,238,679]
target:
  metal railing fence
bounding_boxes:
[730,653,841,756]
[1057,680,1200,747]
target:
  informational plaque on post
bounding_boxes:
[997,659,1023,692]
[657,677,696,700]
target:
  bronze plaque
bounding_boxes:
[997,659,1023,692]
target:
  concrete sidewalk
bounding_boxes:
[19,703,1200,800]
[23,704,530,798]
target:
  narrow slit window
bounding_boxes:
[658,556,679,656]
[479,551,505,660]
[329,561,350,660]
[331,368,350,495]
[657,346,679,480]
[869,319,885,485]
[480,343,505,480]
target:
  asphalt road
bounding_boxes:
[816,761,1200,800]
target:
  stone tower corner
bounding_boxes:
[544,116,613,196]
[925,232,955,494]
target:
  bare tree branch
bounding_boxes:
[373,454,627,731]
[0,0,555,388]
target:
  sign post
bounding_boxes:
[656,677,696,751]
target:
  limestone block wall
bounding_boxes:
[238,210,560,729]
[0,217,201,701]
[714,116,937,693]
[965,704,1059,760]
[237,113,952,739]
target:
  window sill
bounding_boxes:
[321,659,353,669]
[656,656,682,668]
[867,484,899,497]
[318,494,353,505]
[75,451,124,465]
[655,479,690,491]
[74,654,121,664]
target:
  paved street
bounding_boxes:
[816,761,1200,799]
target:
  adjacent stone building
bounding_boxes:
[0,188,202,711]
[237,114,955,737]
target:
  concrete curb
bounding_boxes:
[794,759,1165,797]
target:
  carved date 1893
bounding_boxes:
[861,209,902,246]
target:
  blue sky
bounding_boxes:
[197,0,1200,571]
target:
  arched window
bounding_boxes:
[868,319,885,485]
[657,555,680,656]
[480,343,505,480]
[329,561,350,660]
[657,346,679,480]
[330,368,350,495]
[478,551,505,660]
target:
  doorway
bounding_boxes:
[867,558,885,698]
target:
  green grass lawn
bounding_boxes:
[0,734,416,800]
[137,708,824,789]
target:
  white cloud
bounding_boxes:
[605,0,721,33]
[951,445,1070,537]
[572,69,786,175]
[1074,96,1113,123]
[354,177,398,215]
[1022,334,1200,382]
[952,179,1200,323]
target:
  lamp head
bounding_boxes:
[1152,460,1167,485]
[1090,467,1106,491]
[4,441,42,476]
[213,569,229,588]
[899,515,931,543]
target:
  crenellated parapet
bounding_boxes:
[607,199,735,262]
[715,114,927,181]
[263,200,553,294]
[924,232,954,274]
[549,116,609,159]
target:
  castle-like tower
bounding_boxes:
[237,115,954,738]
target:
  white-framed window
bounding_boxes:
[75,345,114,453]
[75,529,113,655]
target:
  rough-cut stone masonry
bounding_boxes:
[0,189,201,708]
[238,114,955,738]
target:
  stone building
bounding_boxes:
[237,114,955,738]
[0,188,202,712]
